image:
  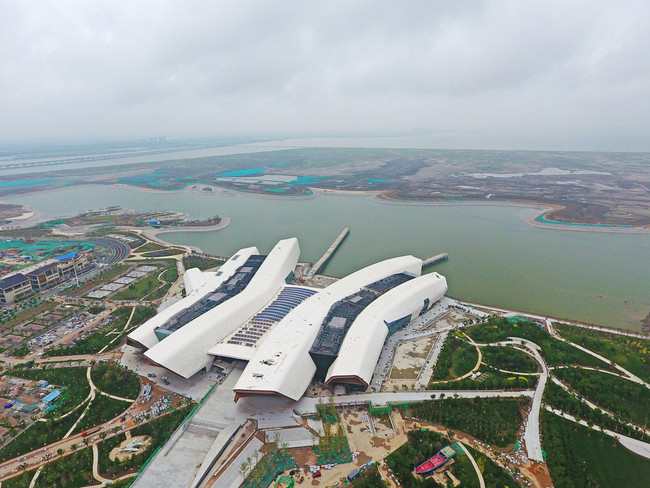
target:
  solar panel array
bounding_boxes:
[158,255,266,333]
[227,286,317,347]
[310,272,415,358]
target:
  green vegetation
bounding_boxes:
[11,344,30,357]
[481,345,538,373]
[11,367,90,418]
[0,299,57,329]
[543,381,650,442]
[467,316,607,368]
[429,369,536,391]
[431,334,478,381]
[99,405,193,478]
[103,478,134,488]
[86,304,105,314]
[315,422,351,464]
[91,363,141,399]
[241,448,297,488]
[410,397,528,448]
[113,261,177,300]
[27,447,94,488]
[317,398,339,423]
[0,411,79,462]
[350,464,389,487]
[386,429,447,487]
[183,254,223,271]
[1,470,32,488]
[72,395,130,434]
[142,249,185,257]
[97,432,135,478]
[386,429,471,488]
[557,324,650,382]
[463,444,518,488]
[542,411,650,488]
[43,305,154,356]
[553,368,650,426]
[74,263,129,297]
[133,242,165,253]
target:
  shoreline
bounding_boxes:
[373,193,650,234]
[2,182,649,234]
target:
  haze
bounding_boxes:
[1,0,649,151]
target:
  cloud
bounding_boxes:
[0,0,649,150]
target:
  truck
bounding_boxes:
[81,426,101,438]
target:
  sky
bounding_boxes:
[1,0,649,151]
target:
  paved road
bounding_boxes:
[295,389,535,415]
[498,337,547,463]
[87,237,131,264]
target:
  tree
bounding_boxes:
[57,448,65,458]
[100,431,107,440]
[70,443,78,451]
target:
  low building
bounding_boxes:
[26,262,61,290]
[0,274,33,305]
[42,390,60,404]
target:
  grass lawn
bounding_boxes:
[431,334,478,381]
[0,410,80,463]
[467,317,608,368]
[72,394,131,434]
[91,363,141,399]
[481,345,539,373]
[182,254,223,271]
[429,368,536,391]
[113,261,177,301]
[542,411,650,488]
[543,381,650,442]
[409,397,528,449]
[553,367,650,426]
[557,324,650,383]
[133,242,165,253]
[3,446,95,488]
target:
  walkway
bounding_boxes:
[458,440,485,488]
[545,407,650,460]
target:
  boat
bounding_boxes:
[415,445,456,475]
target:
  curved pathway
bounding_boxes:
[91,444,112,485]
[545,407,650,460]
[458,440,485,488]
[548,376,650,437]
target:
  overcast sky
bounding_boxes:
[1,1,649,150]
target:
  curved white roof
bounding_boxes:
[126,247,258,349]
[326,272,448,387]
[144,238,300,378]
[233,255,422,401]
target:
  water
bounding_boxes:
[5,185,649,330]
[0,144,291,176]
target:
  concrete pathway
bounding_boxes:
[545,407,650,460]
[91,443,112,484]
[549,376,650,437]
[458,440,485,488]
[28,466,42,488]
[503,338,547,463]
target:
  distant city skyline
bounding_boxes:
[1,1,649,151]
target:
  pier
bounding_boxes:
[307,227,350,278]
[422,253,448,268]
